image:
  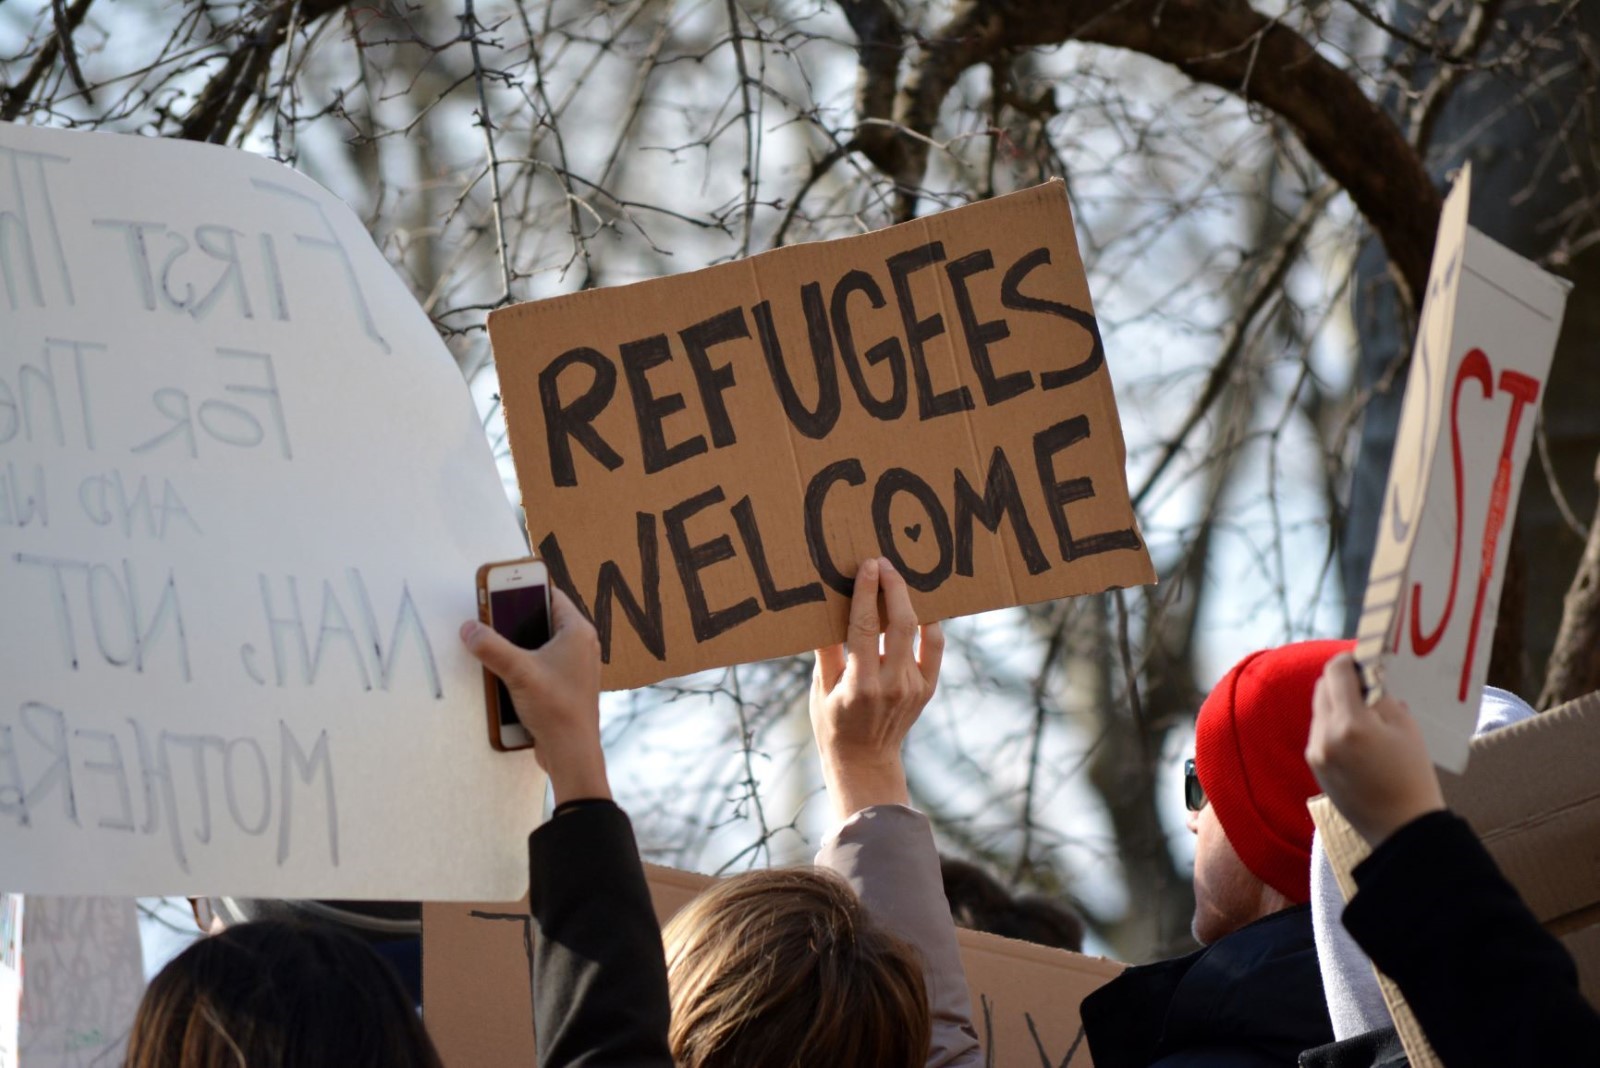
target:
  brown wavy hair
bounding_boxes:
[124,920,442,1068]
[663,867,931,1068]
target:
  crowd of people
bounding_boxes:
[122,557,1598,1066]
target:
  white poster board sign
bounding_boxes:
[1355,166,1571,771]
[0,124,538,897]
[5,897,143,1068]
[1,896,18,1068]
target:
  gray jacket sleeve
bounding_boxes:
[815,804,983,1068]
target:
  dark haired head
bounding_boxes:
[125,919,442,1068]
[940,856,1085,953]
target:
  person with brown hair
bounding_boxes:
[663,867,931,1067]
[662,555,977,1066]
[459,555,980,1068]
[806,556,981,1067]
[124,918,442,1068]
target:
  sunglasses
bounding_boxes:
[1184,758,1207,812]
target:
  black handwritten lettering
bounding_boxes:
[804,458,866,597]
[887,241,971,419]
[663,486,761,642]
[947,249,1029,405]
[1026,1013,1087,1067]
[871,467,953,591]
[831,270,907,420]
[752,285,841,439]
[679,307,748,449]
[539,347,624,487]
[540,516,667,664]
[732,495,825,611]
[1002,248,1104,390]
[1033,417,1141,561]
[953,446,1049,577]
[621,334,707,474]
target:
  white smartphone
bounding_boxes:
[475,557,552,751]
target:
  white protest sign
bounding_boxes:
[5,897,143,1067]
[1,896,18,1068]
[1355,166,1571,771]
[0,124,539,897]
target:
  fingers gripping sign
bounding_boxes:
[1306,653,1445,847]
[460,588,611,805]
[811,557,945,823]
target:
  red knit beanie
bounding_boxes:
[1194,639,1353,904]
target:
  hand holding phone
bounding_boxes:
[477,557,553,751]
[463,564,611,803]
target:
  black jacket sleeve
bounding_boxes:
[1342,810,1600,1068]
[527,801,674,1068]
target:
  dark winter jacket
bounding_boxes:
[1299,811,1600,1068]
[1082,904,1334,1067]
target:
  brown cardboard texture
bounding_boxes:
[1310,690,1600,1067]
[423,862,1124,1067]
[488,181,1155,688]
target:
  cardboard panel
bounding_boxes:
[0,124,538,898]
[489,182,1156,689]
[1353,165,1572,771]
[1438,693,1600,926]
[423,862,1123,1067]
[1563,923,1600,1010]
[1311,689,1600,1067]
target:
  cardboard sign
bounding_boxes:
[489,182,1155,688]
[1,896,144,1068]
[0,124,540,898]
[422,863,1124,1066]
[1311,689,1600,1067]
[1354,166,1571,771]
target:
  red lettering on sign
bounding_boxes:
[1458,367,1540,699]
[1408,350,1490,656]
[1397,348,1541,702]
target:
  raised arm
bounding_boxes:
[810,558,982,1068]
[1306,654,1600,1066]
[461,590,672,1068]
